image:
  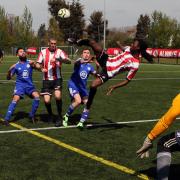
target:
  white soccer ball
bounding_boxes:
[58,8,70,18]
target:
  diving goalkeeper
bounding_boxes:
[137,93,180,180]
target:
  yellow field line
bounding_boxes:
[5,121,149,180]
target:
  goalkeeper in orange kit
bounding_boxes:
[136,93,180,180]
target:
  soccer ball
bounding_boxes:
[58,8,70,18]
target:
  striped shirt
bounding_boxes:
[106,46,139,80]
[37,48,67,80]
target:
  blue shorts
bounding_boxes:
[13,85,36,98]
[68,81,88,99]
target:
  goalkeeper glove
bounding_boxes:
[136,136,153,158]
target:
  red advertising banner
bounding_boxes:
[26,47,37,55]
[147,48,180,58]
[107,47,180,58]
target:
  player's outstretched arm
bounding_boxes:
[62,57,72,64]
[56,57,72,64]
[7,64,16,80]
[106,79,129,96]
[34,62,47,72]
[116,41,126,51]
[29,60,36,67]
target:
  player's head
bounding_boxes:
[81,49,91,61]
[16,48,27,61]
[132,38,148,50]
[48,38,57,52]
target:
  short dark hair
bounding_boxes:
[16,47,24,55]
[49,38,57,42]
[82,48,91,52]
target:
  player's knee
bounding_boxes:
[76,99,82,105]
[74,97,81,105]
[44,99,51,104]
[33,93,40,99]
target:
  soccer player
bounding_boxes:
[62,49,97,127]
[68,38,141,128]
[36,38,71,126]
[136,93,180,179]
[0,48,4,63]
[4,48,40,125]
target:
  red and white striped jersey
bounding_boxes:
[37,48,68,80]
[106,46,139,80]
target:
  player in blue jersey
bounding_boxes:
[62,49,97,127]
[4,48,40,125]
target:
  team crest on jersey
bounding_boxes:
[26,64,30,68]
[80,71,88,79]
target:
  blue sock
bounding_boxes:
[29,97,40,118]
[80,109,89,123]
[5,101,17,121]
[66,104,74,116]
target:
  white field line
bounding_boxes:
[0,117,180,134]
[0,72,73,74]
[141,63,180,67]
[3,61,180,66]
[1,77,180,84]
[1,70,180,75]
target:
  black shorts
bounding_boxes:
[41,78,63,96]
[96,51,108,69]
[97,70,109,83]
[157,132,180,153]
[96,51,110,83]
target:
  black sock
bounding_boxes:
[45,103,52,116]
[56,99,62,118]
[86,87,97,109]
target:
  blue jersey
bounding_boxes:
[11,60,34,87]
[69,58,95,91]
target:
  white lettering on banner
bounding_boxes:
[147,48,180,58]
